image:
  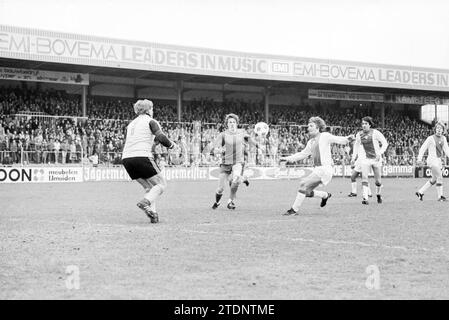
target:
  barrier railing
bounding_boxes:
[0,151,84,166]
[0,150,422,168]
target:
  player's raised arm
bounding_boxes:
[327,132,354,145]
[280,140,312,163]
[150,119,175,149]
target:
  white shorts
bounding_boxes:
[362,158,382,168]
[220,163,243,176]
[427,158,442,169]
[427,158,443,182]
[353,159,363,173]
[312,166,333,186]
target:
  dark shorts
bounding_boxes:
[122,157,161,180]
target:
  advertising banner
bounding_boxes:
[162,166,209,181]
[415,166,449,178]
[309,89,385,102]
[83,166,210,182]
[83,166,131,182]
[0,167,83,183]
[0,165,421,183]
[0,67,89,85]
[339,165,415,177]
[385,94,449,105]
[209,166,314,180]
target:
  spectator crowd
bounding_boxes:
[0,86,436,167]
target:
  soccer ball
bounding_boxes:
[254,122,269,136]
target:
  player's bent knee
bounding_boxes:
[157,183,166,194]
[375,181,382,187]
[305,189,314,198]
[298,186,307,194]
[298,182,307,194]
[216,187,224,194]
[232,175,242,185]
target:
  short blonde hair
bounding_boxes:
[133,99,153,115]
[308,116,326,132]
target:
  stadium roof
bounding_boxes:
[2,56,446,100]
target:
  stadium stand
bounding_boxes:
[0,86,434,167]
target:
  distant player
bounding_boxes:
[415,121,449,201]
[121,99,175,223]
[211,113,257,210]
[348,139,372,198]
[351,116,388,205]
[280,117,354,216]
[242,139,250,187]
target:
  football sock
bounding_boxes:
[418,181,432,194]
[362,185,369,199]
[436,184,443,198]
[230,182,239,200]
[375,183,382,195]
[215,192,223,203]
[351,182,357,194]
[292,192,306,212]
[150,201,156,212]
[314,190,328,199]
[144,184,164,203]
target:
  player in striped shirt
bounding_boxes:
[415,121,449,201]
[280,117,354,215]
[121,99,175,223]
[211,113,257,210]
[348,137,373,198]
[351,116,388,205]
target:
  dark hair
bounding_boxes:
[225,113,239,125]
[362,116,374,127]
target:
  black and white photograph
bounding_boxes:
[1,0,449,306]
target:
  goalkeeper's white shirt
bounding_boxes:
[286,132,348,167]
[417,134,449,163]
[122,114,157,159]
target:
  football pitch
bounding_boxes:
[1,178,448,299]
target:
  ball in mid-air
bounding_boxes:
[254,122,269,136]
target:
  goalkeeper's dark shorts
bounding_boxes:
[122,157,161,180]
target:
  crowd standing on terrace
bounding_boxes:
[0,87,434,166]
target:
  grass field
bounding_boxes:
[1,177,448,299]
